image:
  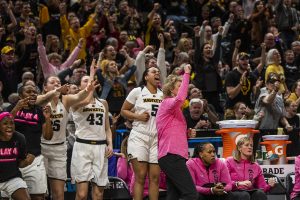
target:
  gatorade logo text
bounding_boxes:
[274,145,283,155]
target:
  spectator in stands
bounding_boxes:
[184,98,218,135]
[225,52,262,109]
[59,2,98,59]
[249,1,274,48]
[291,41,300,66]
[206,0,225,19]
[15,25,38,76]
[252,33,284,65]
[226,136,276,200]
[37,35,84,78]
[0,112,34,200]
[265,48,288,95]
[283,49,300,91]
[0,44,30,102]
[225,102,254,120]
[187,142,232,200]
[144,3,164,48]
[156,64,198,200]
[282,100,300,157]
[193,25,223,114]
[99,44,126,71]
[96,56,136,115]
[57,60,87,85]
[15,1,37,42]
[135,34,167,85]
[37,34,82,78]
[229,5,252,52]
[287,80,300,108]
[255,73,292,130]
[17,71,34,89]
[291,155,300,200]
[0,0,17,33]
[275,0,299,48]
[121,7,143,38]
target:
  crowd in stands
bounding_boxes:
[1,0,300,199]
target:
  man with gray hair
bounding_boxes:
[183,98,218,137]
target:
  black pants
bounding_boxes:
[158,154,198,200]
[198,193,230,200]
[230,190,267,200]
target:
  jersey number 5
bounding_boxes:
[52,120,60,131]
[87,113,103,125]
[151,105,159,116]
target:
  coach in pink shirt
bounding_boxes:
[156,64,198,200]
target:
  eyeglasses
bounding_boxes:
[268,78,279,84]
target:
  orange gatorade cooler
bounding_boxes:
[261,135,291,164]
[216,120,259,158]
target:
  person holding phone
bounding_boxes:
[187,142,232,200]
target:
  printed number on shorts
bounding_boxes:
[86,113,103,125]
[151,105,159,116]
[52,120,60,131]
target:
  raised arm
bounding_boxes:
[59,3,70,38]
[135,45,153,84]
[199,21,209,48]
[232,39,241,68]
[147,3,160,20]
[37,34,55,77]
[5,2,17,32]
[157,33,167,84]
[60,38,83,70]
[168,64,191,110]
[212,26,223,64]
[194,26,201,68]
[36,84,69,107]
[226,71,246,100]
[65,60,98,110]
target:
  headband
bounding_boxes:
[0,112,13,122]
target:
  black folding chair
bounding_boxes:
[286,172,295,200]
[103,176,132,200]
[263,173,288,199]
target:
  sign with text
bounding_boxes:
[260,164,294,178]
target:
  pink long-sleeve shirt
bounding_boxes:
[156,72,190,160]
[37,41,81,78]
[226,157,271,192]
[291,156,300,200]
[187,158,232,195]
[117,157,167,197]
